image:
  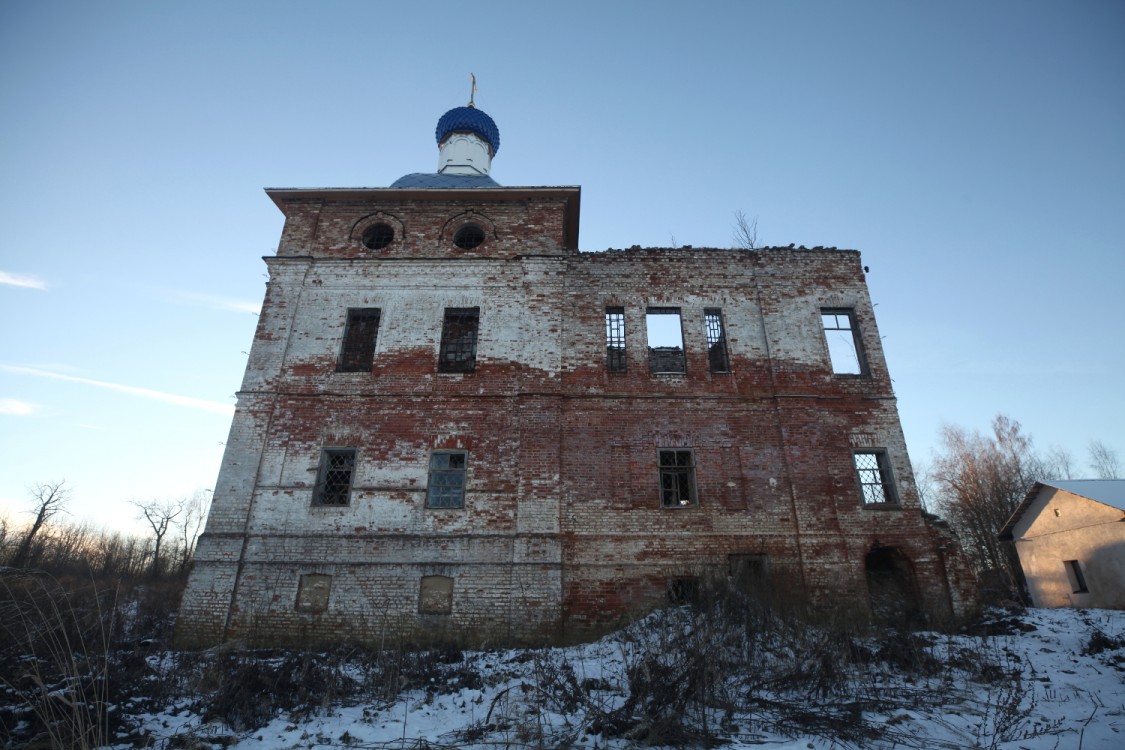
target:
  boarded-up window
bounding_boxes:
[419,575,454,614]
[296,573,331,613]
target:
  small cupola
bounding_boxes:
[435,83,500,176]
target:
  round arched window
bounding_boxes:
[453,224,486,249]
[361,223,395,250]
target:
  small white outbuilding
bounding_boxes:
[1000,479,1125,609]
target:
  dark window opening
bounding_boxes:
[419,575,454,614]
[704,308,730,373]
[865,546,922,625]
[337,308,381,372]
[427,451,467,508]
[854,450,898,505]
[438,307,480,373]
[646,307,686,374]
[822,308,866,375]
[1065,560,1089,593]
[659,449,697,507]
[361,223,395,250]
[314,449,356,506]
[453,224,486,249]
[667,577,700,605]
[605,306,626,372]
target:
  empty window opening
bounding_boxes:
[453,224,486,249]
[314,449,356,506]
[419,575,454,614]
[361,223,395,250]
[427,451,468,508]
[822,309,866,375]
[704,308,730,373]
[438,307,480,373]
[667,577,700,605]
[646,307,686,374]
[865,546,922,625]
[295,573,332,613]
[337,308,381,372]
[605,306,627,372]
[1064,560,1089,594]
[659,449,697,507]
[853,450,898,505]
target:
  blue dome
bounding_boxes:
[436,106,500,156]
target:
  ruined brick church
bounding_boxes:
[176,96,975,646]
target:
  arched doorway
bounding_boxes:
[865,546,922,626]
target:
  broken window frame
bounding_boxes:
[426,450,468,509]
[658,448,697,507]
[646,307,686,374]
[337,308,381,372]
[313,448,356,506]
[1064,560,1089,594]
[853,449,899,506]
[821,308,867,376]
[605,306,627,372]
[438,307,480,373]
[704,307,730,373]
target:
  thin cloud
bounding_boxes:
[0,365,234,416]
[0,398,38,416]
[0,271,47,290]
[168,290,260,314]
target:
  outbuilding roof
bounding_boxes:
[999,479,1125,540]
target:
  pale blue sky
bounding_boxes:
[2,1,1122,532]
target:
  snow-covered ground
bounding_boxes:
[126,606,1123,750]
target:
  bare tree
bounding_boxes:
[930,415,1045,595]
[1043,445,1076,480]
[174,490,211,573]
[131,498,183,577]
[731,210,760,250]
[10,481,70,568]
[1087,439,1121,479]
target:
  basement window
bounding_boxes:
[453,224,486,249]
[853,450,898,506]
[438,307,480,373]
[704,308,730,373]
[667,577,700,605]
[314,449,356,506]
[647,307,686,374]
[361,223,395,250]
[605,306,627,372]
[295,573,332,613]
[659,449,697,507]
[419,575,454,614]
[427,451,468,508]
[822,308,867,375]
[1064,560,1089,594]
[337,308,381,372]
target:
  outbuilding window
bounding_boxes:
[1064,560,1089,594]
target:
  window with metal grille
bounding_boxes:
[646,307,686,374]
[659,449,697,507]
[438,307,479,373]
[822,308,867,375]
[361,223,394,250]
[605,306,626,372]
[853,450,898,505]
[704,308,730,373]
[453,224,486,249]
[314,449,356,505]
[337,308,381,372]
[427,451,467,508]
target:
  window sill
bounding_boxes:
[861,503,901,510]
